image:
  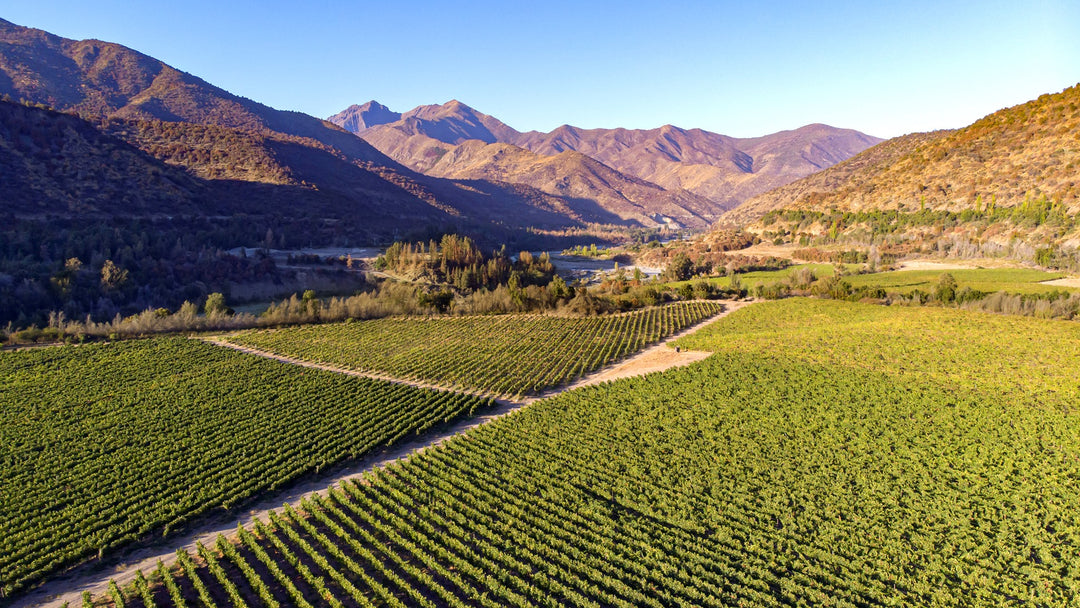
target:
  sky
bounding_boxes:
[1,0,1078,138]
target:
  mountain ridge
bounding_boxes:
[0,19,649,241]
[332,99,883,210]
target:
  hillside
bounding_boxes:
[727,84,1080,225]
[0,98,480,231]
[337,100,882,210]
[0,18,387,163]
[360,121,724,229]
[425,140,723,229]
[723,131,950,224]
[515,122,882,208]
[0,99,207,216]
[0,19,612,242]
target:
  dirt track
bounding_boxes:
[11,300,757,608]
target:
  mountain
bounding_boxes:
[0,99,206,216]
[326,101,400,132]
[0,18,389,163]
[513,123,882,208]
[421,140,723,229]
[0,19,616,241]
[724,84,1080,226]
[355,108,723,229]
[722,131,950,225]
[0,98,472,237]
[334,100,882,210]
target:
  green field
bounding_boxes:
[223,301,724,398]
[113,300,1080,607]
[0,339,491,597]
[843,267,1072,295]
[664,263,1075,298]
[663,263,842,290]
[677,297,1080,400]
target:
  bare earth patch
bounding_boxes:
[1041,277,1080,288]
[897,258,1024,271]
[737,242,800,259]
[576,347,712,385]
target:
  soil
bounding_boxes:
[10,299,758,608]
[735,242,800,259]
[896,258,1023,271]
[1041,277,1080,288]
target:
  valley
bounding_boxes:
[2,6,1080,608]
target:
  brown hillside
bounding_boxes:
[511,122,881,207]
[727,84,1080,225]
[340,100,882,210]
[0,100,206,216]
[0,19,617,240]
[425,140,723,229]
[724,131,950,224]
[0,18,388,163]
[360,121,723,229]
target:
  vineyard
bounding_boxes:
[223,301,724,398]
[98,299,1080,606]
[0,338,491,598]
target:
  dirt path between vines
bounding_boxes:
[12,300,757,608]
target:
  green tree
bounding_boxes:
[51,258,84,295]
[548,275,571,299]
[934,273,957,304]
[204,292,229,317]
[665,253,694,281]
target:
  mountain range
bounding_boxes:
[0,18,642,242]
[330,99,882,214]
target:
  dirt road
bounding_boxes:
[12,300,757,608]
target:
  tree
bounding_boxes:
[100,260,128,291]
[51,258,83,295]
[302,290,321,317]
[664,253,694,281]
[548,275,571,299]
[204,292,228,317]
[934,273,957,304]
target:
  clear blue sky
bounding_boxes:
[2,0,1077,138]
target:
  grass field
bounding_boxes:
[107,299,1080,607]
[223,301,724,398]
[0,339,491,597]
[843,267,1073,295]
[665,264,1074,297]
[662,263,842,290]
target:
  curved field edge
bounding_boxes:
[676,297,1080,401]
[0,338,492,599]
[107,299,1080,607]
[220,301,725,398]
